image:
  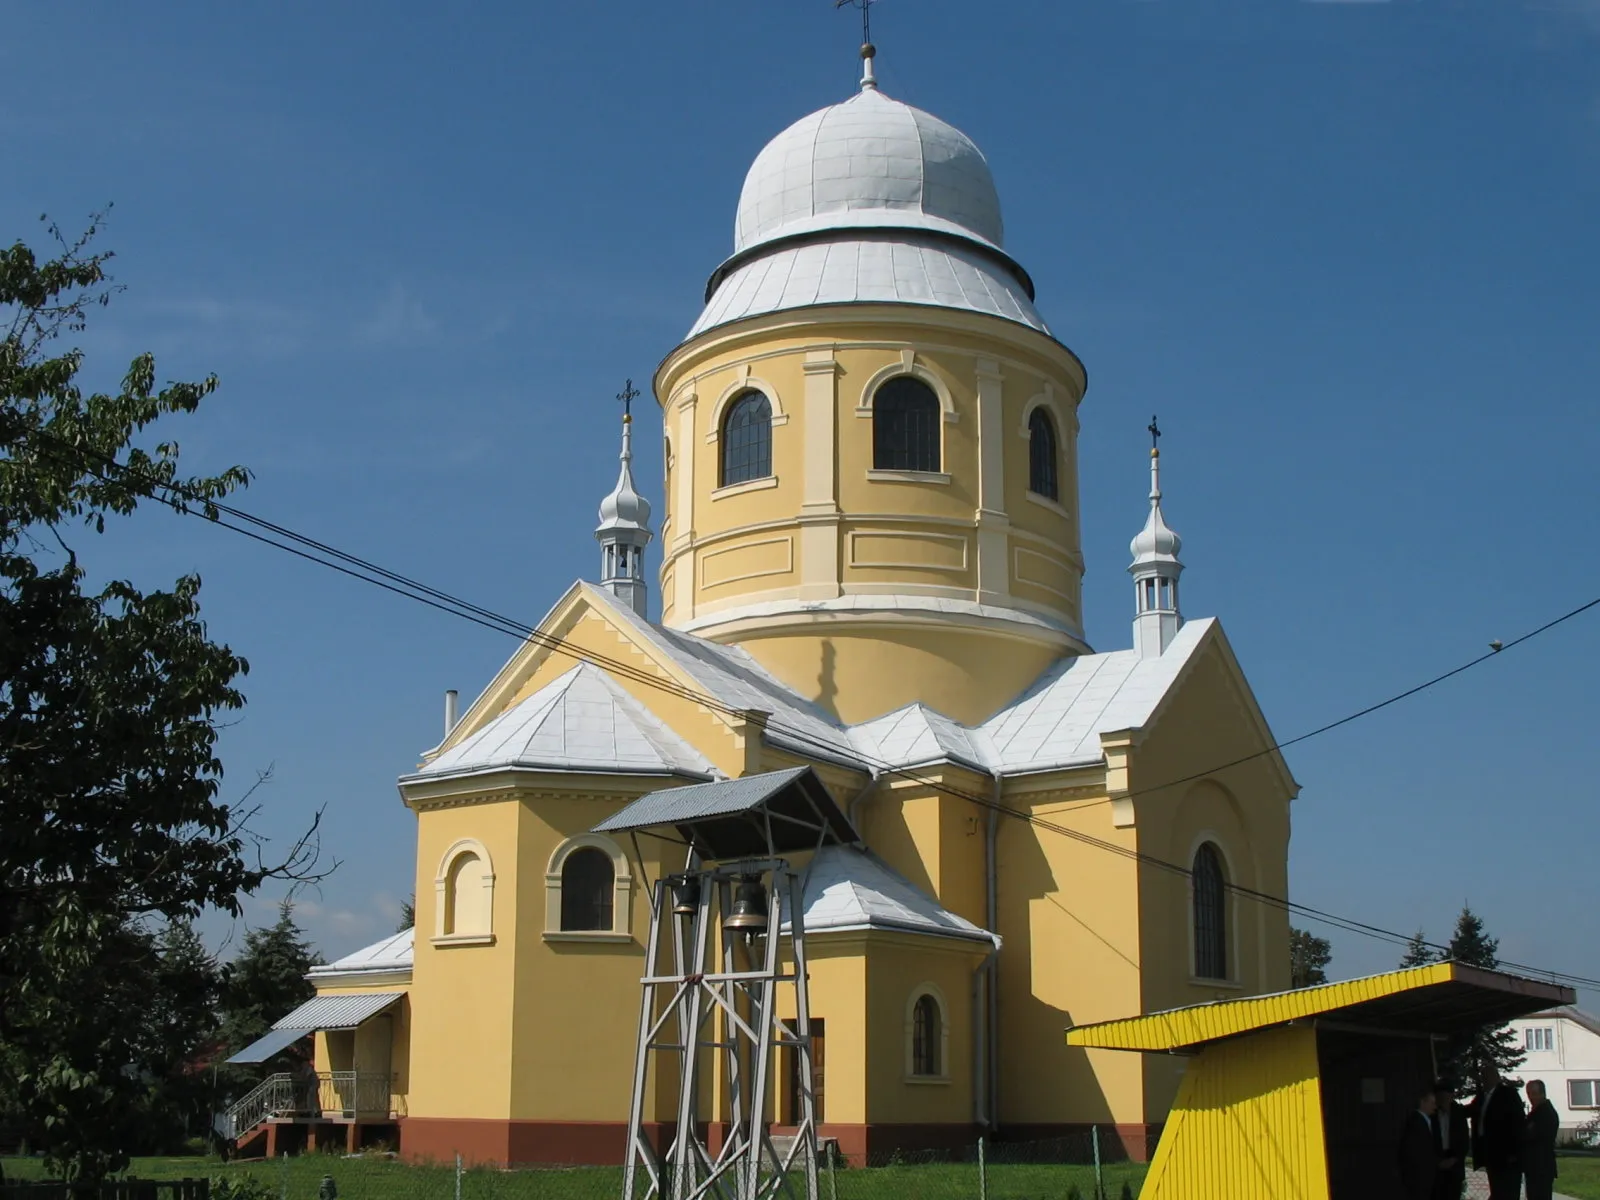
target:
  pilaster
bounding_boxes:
[799,348,842,601]
[974,358,1011,607]
[672,389,698,620]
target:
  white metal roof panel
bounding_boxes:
[273,991,404,1031]
[689,239,1047,339]
[308,928,413,978]
[783,845,996,946]
[408,660,715,782]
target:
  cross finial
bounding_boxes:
[836,0,876,46]
[617,378,640,424]
[1148,414,1161,452]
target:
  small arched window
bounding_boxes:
[721,390,772,486]
[560,846,616,932]
[911,993,942,1076]
[1027,408,1058,500]
[1193,843,1228,980]
[873,377,941,473]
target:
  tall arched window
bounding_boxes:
[911,993,942,1076]
[1193,843,1228,980]
[720,390,772,486]
[873,377,941,473]
[1027,408,1058,500]
[560,846,616,932]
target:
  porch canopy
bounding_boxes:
[225,991,404,1064]
[592,765,856,861]
[1065,962,1574,1200]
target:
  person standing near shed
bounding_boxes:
[1432,1079,1468,1200]
[1522,1079,1560,1200]
[1469,1066,1525,1200]
[1400,1088,1441,1200]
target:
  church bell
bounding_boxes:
[669,873,702,917]
[723,875,769,934]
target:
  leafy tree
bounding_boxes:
[1290,927,1332,988]
[1437,906,1526,1085]
[0,215,322,1179]
[1400,929,1437,968]
[398,893,415,933]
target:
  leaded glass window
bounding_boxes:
[1028,407,1058,500]
[1193,843,1227,980]
[872,377,941,472]
[721,390,772,486]
[560,847,615,932]
[911,994,941,1076]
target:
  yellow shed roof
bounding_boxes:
[1066,961,1573,1054]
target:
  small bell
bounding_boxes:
[724,875,769,934]
[670,873,702,916]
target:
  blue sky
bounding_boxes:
[6,0,1598,996]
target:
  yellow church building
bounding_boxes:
[226,44,1297,1168]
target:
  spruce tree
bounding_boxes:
[1437,906,1526,1085]
[398,893,415,933]
[1290,927,1332,988]
[218,902,321,1077]
[1400,929,1436,968]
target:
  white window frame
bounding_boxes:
[544,834,634,942]
[1525,1026,1555,1053]
[433,837,496,947]
[1569,1079,1600,1110]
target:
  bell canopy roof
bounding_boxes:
[733,86,1005,257]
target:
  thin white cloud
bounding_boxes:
[356,283,439,347]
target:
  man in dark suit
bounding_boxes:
[1522,1079,1560,1200]
[1469,1065,1525,1199]
[1399,1087,1440,1200]
[1432,1079,1469,1200]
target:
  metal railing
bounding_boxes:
[222,1072,398,1139]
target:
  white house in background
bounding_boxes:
[1507,1007,1600,1133]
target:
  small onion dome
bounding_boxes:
[596,418,652,536]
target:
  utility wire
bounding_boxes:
[16,427,1600,990]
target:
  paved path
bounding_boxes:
[1463,1167,1579,1199]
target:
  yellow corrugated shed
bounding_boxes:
[1138,1024,1329,1200]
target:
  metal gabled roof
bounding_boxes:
[406,660,715,784]
[1065,962,1574,1054]
[593,766,856,860]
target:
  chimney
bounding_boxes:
[444,689,459,737]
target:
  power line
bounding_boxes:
[16,426,1600,989]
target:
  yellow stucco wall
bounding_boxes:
[405,799,520,1119]
[650,306,1090,725]
[995,777,1149,1128]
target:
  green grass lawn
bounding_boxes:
[2,1154,1145,1199]
[1553,1154,1600,1200]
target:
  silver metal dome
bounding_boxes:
[733,88,1005,255]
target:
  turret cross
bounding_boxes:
[617,378,640,421]
[1148,415,1161,451]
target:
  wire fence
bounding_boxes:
[190,1134,1150,1200]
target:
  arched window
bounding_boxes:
[1193,843,1228,980]
[720,390,772,486]
[435,839,495,943]
[873,377,941,473]
[1027,408,1058,500]
[560,846,616,932]
[911,993,942,1077]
